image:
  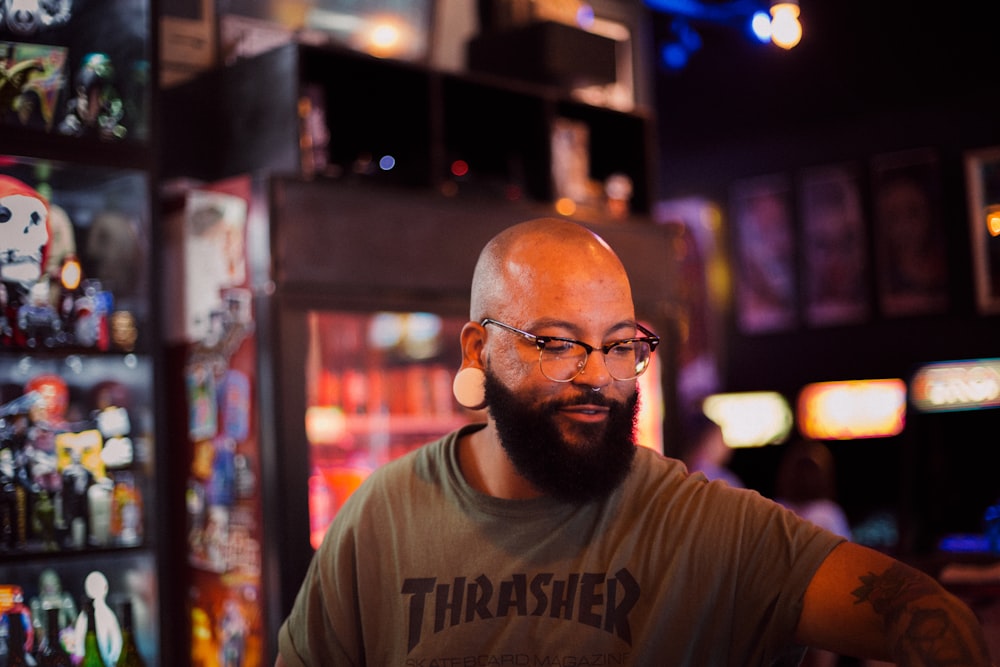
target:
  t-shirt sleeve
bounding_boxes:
[276,524,362,666]
[734,492,847,659]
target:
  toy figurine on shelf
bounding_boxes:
[18,281,62,347]
[0,174,50,344]
[57,53,127,141]
[73,572,122,666]
[0,56,45,121]
[29,569,78,646]
[73,279,111,350]
[31,488,57,549]
[1,588,35,662]
[60,447,94,549]
[0,447,28,550]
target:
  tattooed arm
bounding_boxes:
[794,541,993,665]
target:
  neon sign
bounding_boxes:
[798,379,906,440]
[910,358,1000,412]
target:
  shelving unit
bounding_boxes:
[162,41,656,217]
[0,0,172,662]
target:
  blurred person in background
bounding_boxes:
[775,439,852,667]
[682,411,744,488]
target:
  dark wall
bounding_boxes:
[646,1,1000,556]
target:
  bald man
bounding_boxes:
[276,219,991,666]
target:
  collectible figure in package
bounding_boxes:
[0,41,67,130]
[58,53,127,141]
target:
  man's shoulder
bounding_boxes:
[368,423,482,485]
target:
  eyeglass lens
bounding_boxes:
[538,339,652,382]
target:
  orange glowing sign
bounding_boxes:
[797,379,906,440]
[910,358,1000,412]
[987,205,1000,237]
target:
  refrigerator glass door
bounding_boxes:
[303,310,474,547]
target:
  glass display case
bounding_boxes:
[0,154,161,664]
[0,0,151,145]
[0,0,162,658]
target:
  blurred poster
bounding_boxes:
[655,197,725,448]
[963,146,1000,315]
[731,173,797,334]
[871,148,949,317]
[165,176,266,666]
[182,190,248,344]
[799,163,870,327]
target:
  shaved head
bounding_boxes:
[459,218,644,502]
[470,218,631,321]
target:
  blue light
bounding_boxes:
[750,11,772,42]
[379,155,396,171]
[675,19,702,52]
[660,42,690,70]
[659,18,702,70]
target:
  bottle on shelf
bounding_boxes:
[35,607,73,667]
[81,599,104,667]
[4,611,30,667]
[115,599,146,667]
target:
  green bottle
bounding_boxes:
[35,607,73,667]
[114,600,146,667]
[80,599,105,667]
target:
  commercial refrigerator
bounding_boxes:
[258,176,682,650]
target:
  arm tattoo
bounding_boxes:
[852,562,975,666]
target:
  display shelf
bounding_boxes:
[1,22,166,655]
[298,45,434,186]
[439,74,551,201]
[0,549,159,659]
[162,41,656,217]
[0,130,152,173]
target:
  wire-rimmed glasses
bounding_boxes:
[481,318,660,382]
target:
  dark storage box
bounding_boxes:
[467,21,617,89]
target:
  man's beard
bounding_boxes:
[483,370,639,503]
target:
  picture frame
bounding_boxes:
[963,146,1000,315]
[730,173,798,334]
[798,162,871,327]
[871,148,949,317]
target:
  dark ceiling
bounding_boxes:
[648,0,999,152]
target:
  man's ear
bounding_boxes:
[453,321,487,409]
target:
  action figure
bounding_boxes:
[58,53,127,141]
[0,447,27,550]
[29,568,78,651]
[0,174,51,346]
[60,447,93,549]
[17,280,62,347]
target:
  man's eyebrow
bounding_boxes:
[528,318,639,337]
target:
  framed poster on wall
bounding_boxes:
[871,148,949,317]
[798,162,870,327]
[730,173,798,334]
[964,146,1000,315]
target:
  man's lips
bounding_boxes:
[558,404,611,421]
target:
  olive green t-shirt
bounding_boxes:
[278,424,843,666]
